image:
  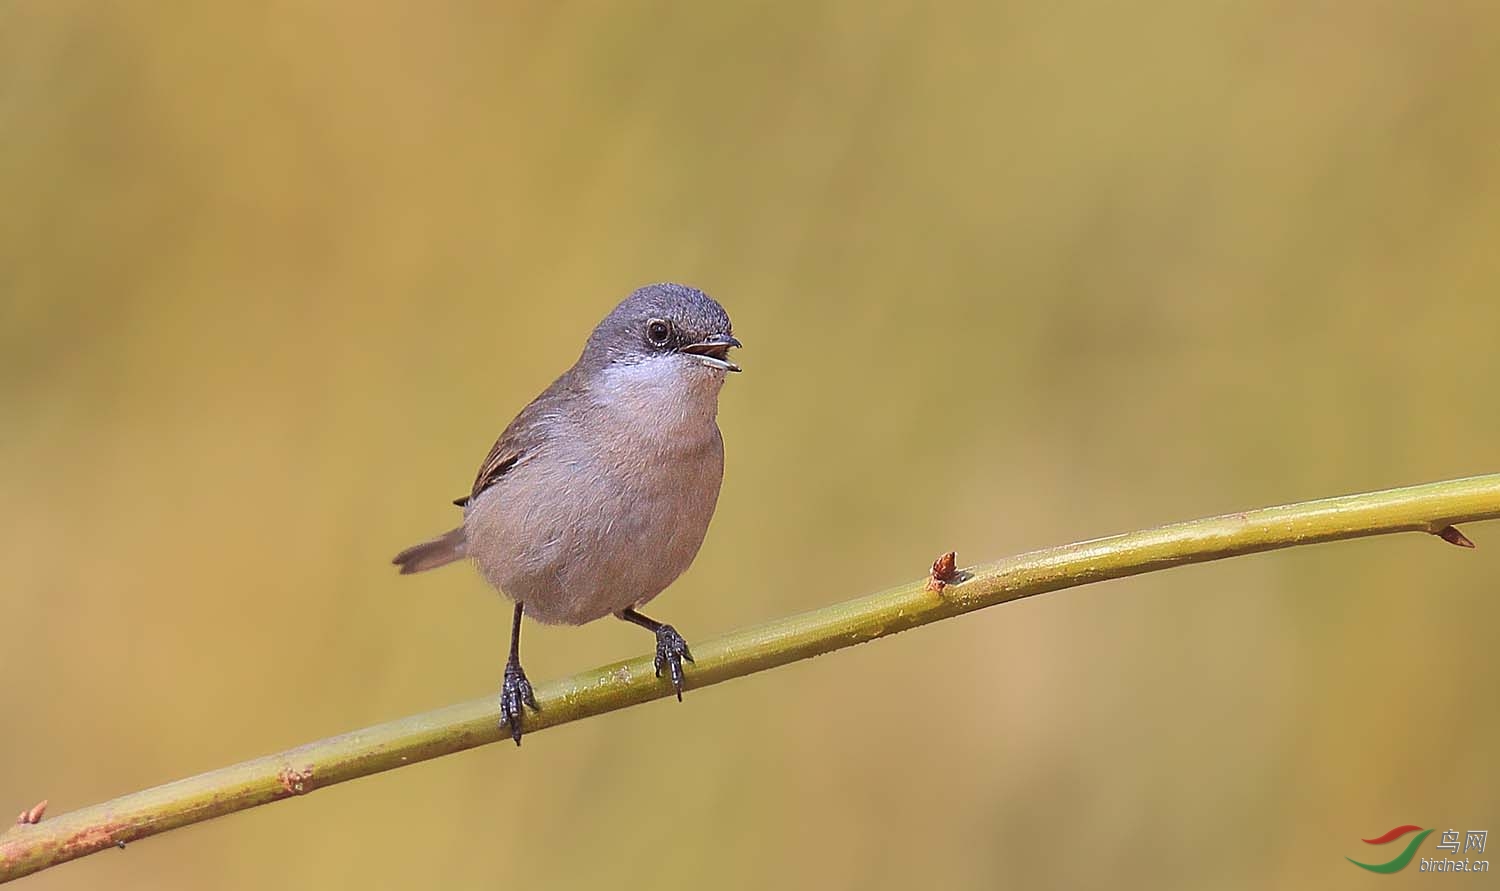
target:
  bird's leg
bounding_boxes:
[617,608,694,701]
[499,601,539,745]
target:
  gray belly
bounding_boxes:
[462,431,724,625]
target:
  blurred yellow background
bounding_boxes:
[3,2,1497,889]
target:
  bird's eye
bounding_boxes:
[646,318,672,346]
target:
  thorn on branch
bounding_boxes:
[1434,525,1476,548]
[926,551,958,593]
[276,765,314,796]
[14,800,47,825]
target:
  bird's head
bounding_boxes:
[585,283,742,379]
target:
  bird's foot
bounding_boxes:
[498,658,539,746]
[652,624,695,701]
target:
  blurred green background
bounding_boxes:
[2,2,1497,888]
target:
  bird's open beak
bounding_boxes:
[680,333,743,372]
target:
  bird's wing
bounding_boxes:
[454,367,584,509]
[457,433,523,507]
[457,445,519,506]
[457,379,573,507]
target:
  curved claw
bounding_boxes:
[652,624,695,701]
[498,659,538,745]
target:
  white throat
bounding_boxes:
[594,354,725,442]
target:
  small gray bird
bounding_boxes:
[393,283,741,744]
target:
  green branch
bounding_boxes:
[4,474,1497,883]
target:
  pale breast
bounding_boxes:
[465,356,728,624]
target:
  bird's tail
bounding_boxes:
[392,526,468,574]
